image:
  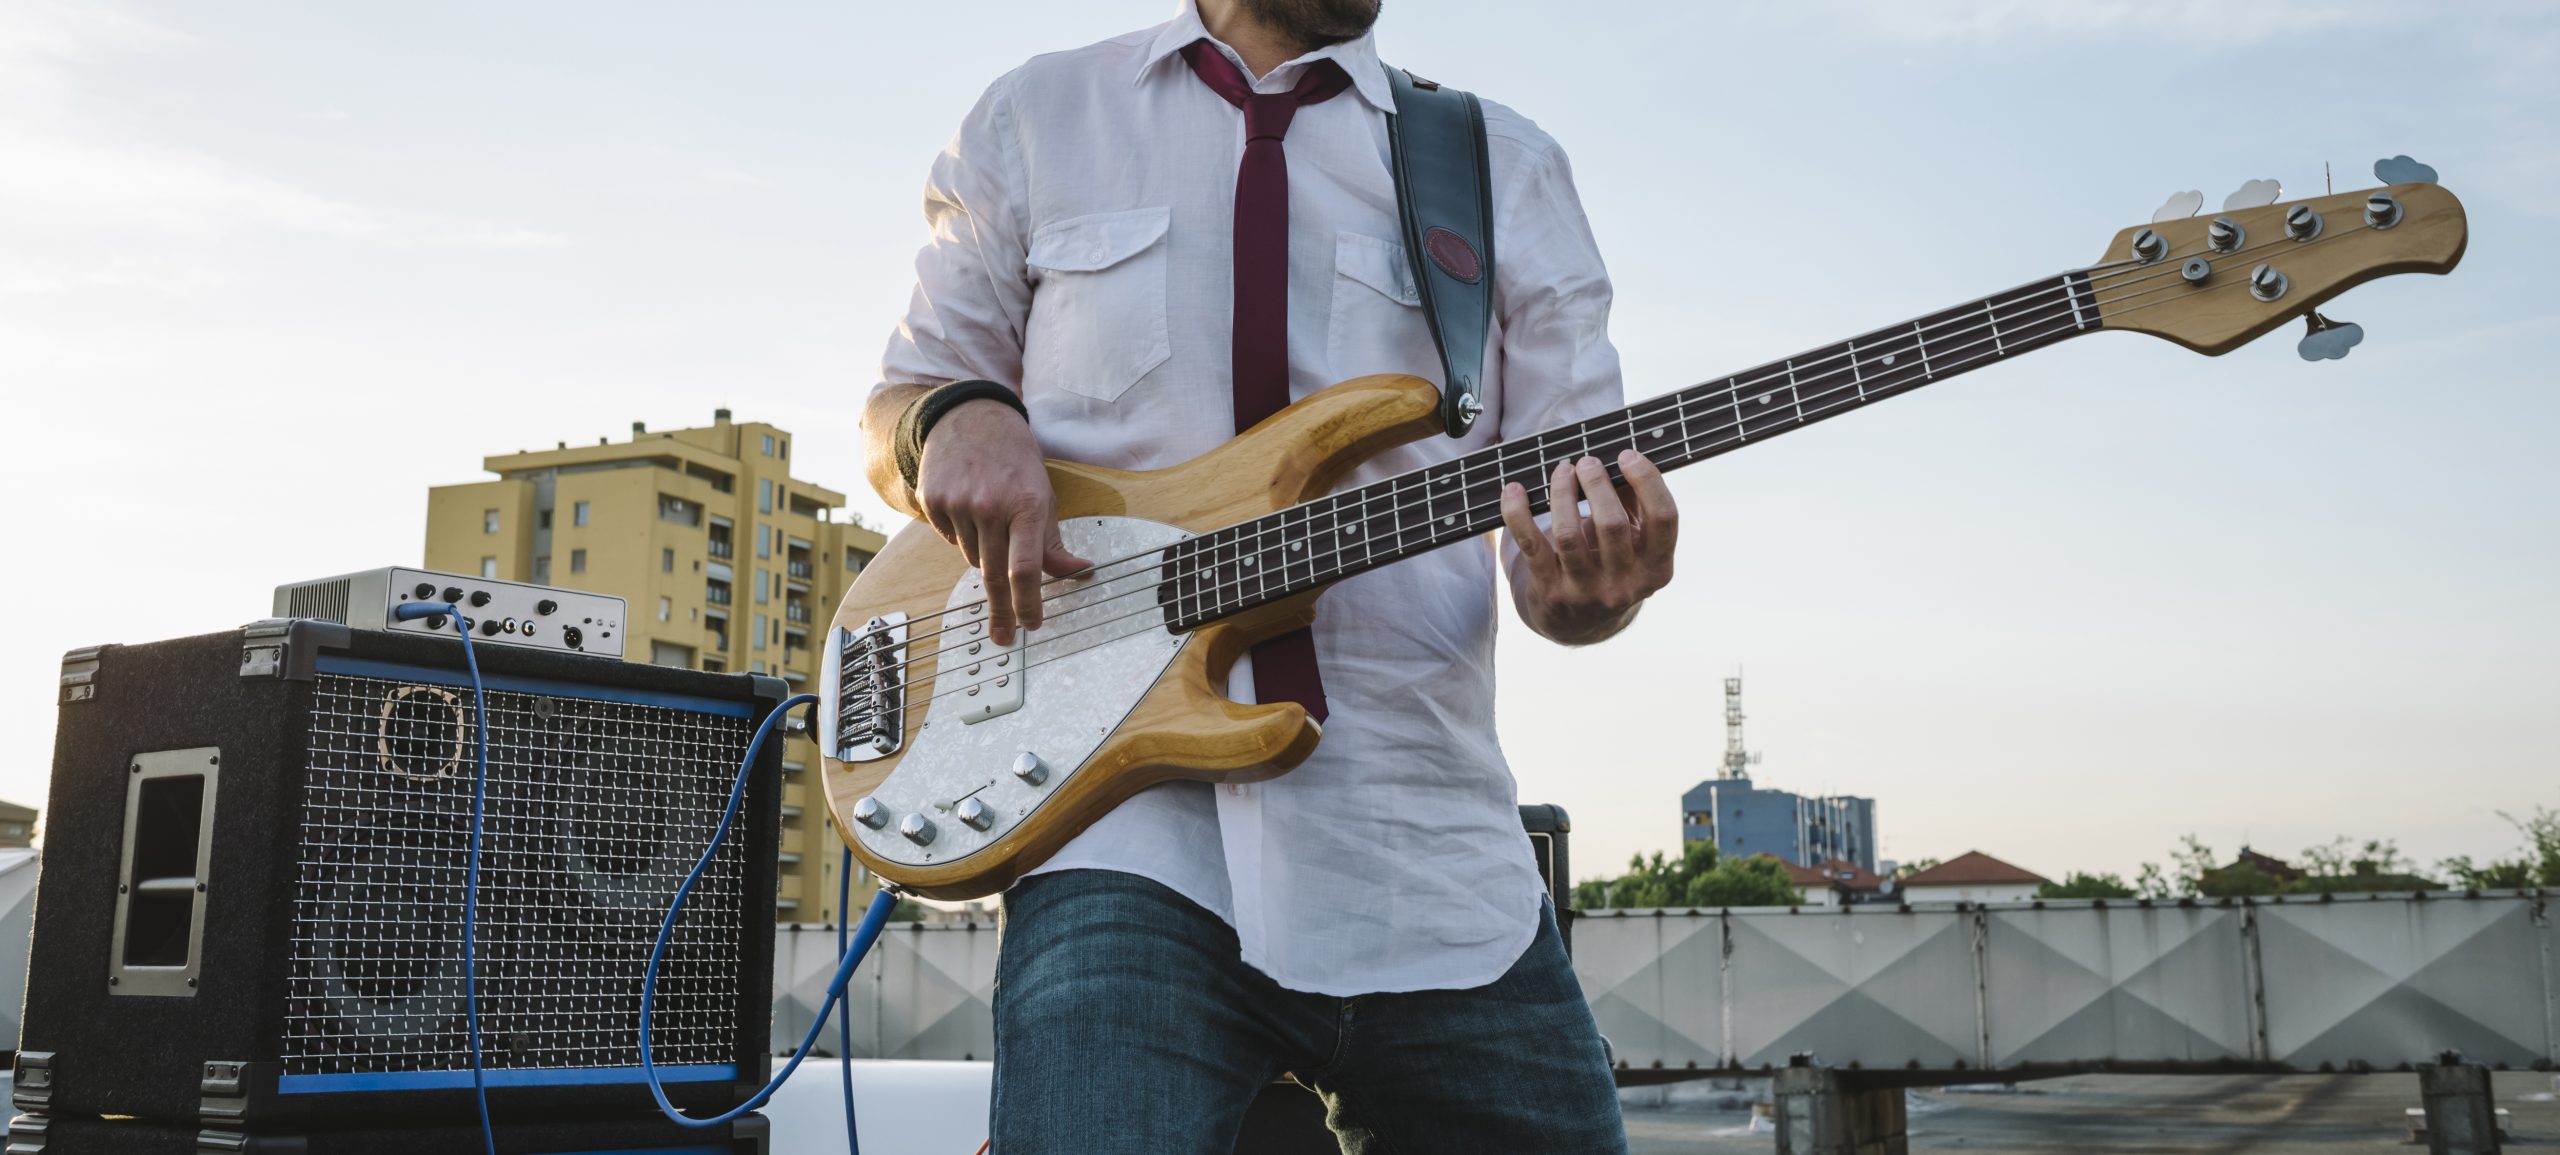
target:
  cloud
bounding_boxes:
[1847,0,2400,45]
[0,0,569,269]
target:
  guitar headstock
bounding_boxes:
[2091,159,2466,358]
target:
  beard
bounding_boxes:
[1234,0,1382,51]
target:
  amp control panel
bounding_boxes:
[272,566,626,658]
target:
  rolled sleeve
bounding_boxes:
[1491,141,1623,440]
[878,74,1034,398]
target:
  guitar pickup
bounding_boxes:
[945,599,1025,725]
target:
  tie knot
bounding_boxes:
[1180,41,1354,143]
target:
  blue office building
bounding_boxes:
[1681,777,1877,873]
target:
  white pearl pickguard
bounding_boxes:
[845,516,1193,869]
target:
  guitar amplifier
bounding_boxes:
[18,620,784,1127]
[3,1112,768,1154]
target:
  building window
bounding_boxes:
[662,547,675,573]
[657,495,702,526]
[753,615,767,650]
[761,434,775,456]
[648,640,694,669]
[751,660,764,673]
[758,480,772,514]
[779,439,788,459]
[533,556,551,582]
[755,570,768,604]
[571,549,587,574]
[573,501,590,527]
[756,525,770,559]
[658,596,671,622]
[480,557,497,578]
[538,509,552,530]
[482,509,500,534]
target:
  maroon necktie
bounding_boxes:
[1182,40,1349,724]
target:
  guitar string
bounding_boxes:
[844,228,2351,727]
[839,226,2351,728]
[859,217,2331,648]
[835,219,2356,709]
[840,228,2265,659]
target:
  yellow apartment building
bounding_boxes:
[424,408,887,924]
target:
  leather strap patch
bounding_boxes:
[1423,226,1482,284]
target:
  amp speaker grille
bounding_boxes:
[283,672,753,1077]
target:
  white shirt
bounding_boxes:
[876,2,1624,996]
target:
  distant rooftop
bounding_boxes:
[1901,850,2049,888]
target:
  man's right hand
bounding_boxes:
[913,400,1091,644]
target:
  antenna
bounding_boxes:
[1722,673,1760,779]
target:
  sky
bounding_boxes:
[2,1,2554,886]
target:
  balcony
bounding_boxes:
[705,582,733,607]
[787,559,815,581]
[708,539,734,560]
[784,602,812,624]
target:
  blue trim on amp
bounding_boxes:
[277,1063,739,1094]
[315,656,755,718]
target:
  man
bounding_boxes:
[861,1,1675,1149]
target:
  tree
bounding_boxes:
[1893,857,1941,879]
[2440,807,2560,890]
[2038,871,2137,899]
[1573,841,1800,910]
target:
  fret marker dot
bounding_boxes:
[1649,427,1665,439]
[1344,524,1359,536]
[1244,556,1256,567]
[1758,394,1773,405]
[1882,354,1897,366]
[1291,542,1303,551]
[1442,515,1454,526]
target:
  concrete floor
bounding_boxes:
[1623,1071,2559,1154]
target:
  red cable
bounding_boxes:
[972,1142,992,1155]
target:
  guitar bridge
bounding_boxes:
[824,613,908,762]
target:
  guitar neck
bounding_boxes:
[1162,269,2104,629]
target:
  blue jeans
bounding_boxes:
[989,869,1627,1154]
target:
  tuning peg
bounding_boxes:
[2223,179,2282,210]
[2296,311,2364,362]
[2151,190,2204,223]
[2374,155,2439,185]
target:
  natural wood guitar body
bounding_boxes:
[817,172,2469,901]
[820,373,1444,899]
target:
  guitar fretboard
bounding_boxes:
[1158,270,2102,629]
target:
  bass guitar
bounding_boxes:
[821,161,2467,899]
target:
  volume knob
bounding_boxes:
[853,797,886,829]
[1012,751,1048,786]
[899,813,937,846]
[956,797,994,831]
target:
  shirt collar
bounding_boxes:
[1136,0,1395,113]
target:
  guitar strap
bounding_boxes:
[1385,66,1494,438]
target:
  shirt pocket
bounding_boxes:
[1024,206,1172,403]
[1326,231,1441,388]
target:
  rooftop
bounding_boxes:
[1762,854,1888,893]
[1901,850,2050,888]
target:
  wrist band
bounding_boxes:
[895,379,1026,491]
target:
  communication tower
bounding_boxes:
[1722,674,1762,779]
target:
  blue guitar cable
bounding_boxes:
[393,603,892,1155]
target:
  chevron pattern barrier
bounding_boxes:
[771,891,2553,1074]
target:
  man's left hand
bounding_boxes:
[1498,449,1678,645]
